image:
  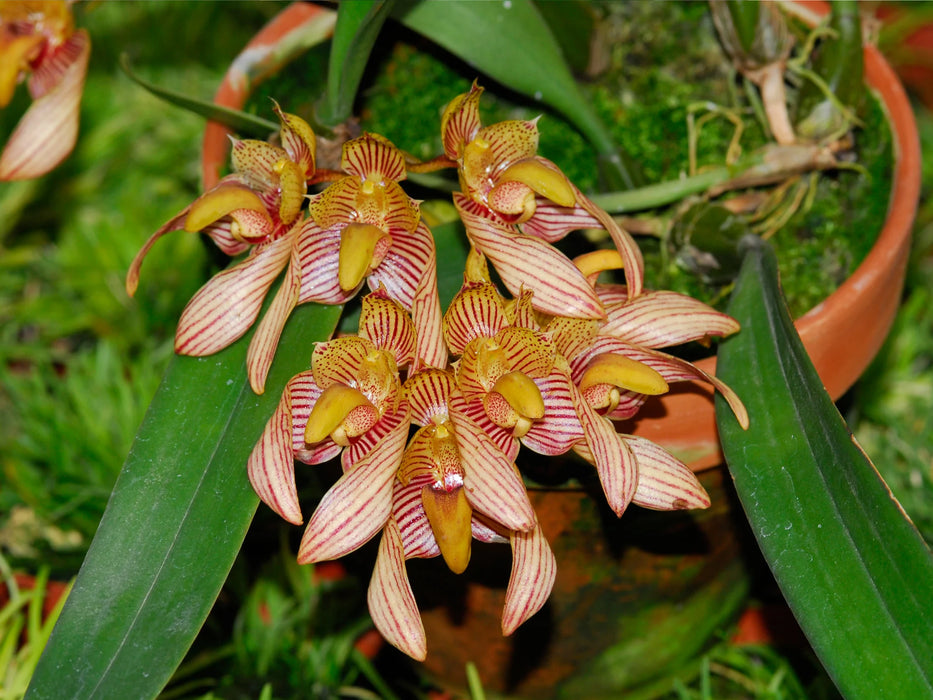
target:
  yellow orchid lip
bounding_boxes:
[579,353,669,396]
[0,34,45,108]
[483,371,545,437]
[573,249,626,279]
[304,383,377,446]
[338,222,392,292]
[184,184,271,232]
[421,483,472,575]
[498,158,576,208]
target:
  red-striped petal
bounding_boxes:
[126,209,189,296]
[404,368,455,426]
[0,29,89,181]
[342,132,407,182]
[175,234,292,356]
[407,221,447,372]
[502,524,556,635]
[443,283,510,356]
[367,519,426,660]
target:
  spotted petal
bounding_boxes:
[502,524,557,635]
[441,82,483,160]
[448,395,536,532]
[175,234,292,356]
[602,290,741,348]
[0,30,89,181]
[273,101,316,177]
[297,408,409,563]
[368,518,426,660]
[625,435,711,510]
[455,194,604,320]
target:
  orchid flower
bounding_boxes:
[554,251,749,426]
[0,0,90,180]
[248,290,414,536]
[126,104,316,393]
[295,132,446,372]
[368,367,551,660]
[440,83,645,318]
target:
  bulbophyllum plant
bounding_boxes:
[129,93,748,659]
[20,2,933,698]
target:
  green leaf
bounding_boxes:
[394,0,641,189]
[26,302,342,700]
[318,1,396,128]
[715,236,933,699]
[119,54,279,137]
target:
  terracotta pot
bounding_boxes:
[620,0,920,470]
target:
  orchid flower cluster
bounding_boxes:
[129,82,748,660]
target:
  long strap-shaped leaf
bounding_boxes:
[25,302,342,699]
[715,237,933,699]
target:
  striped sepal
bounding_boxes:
[247,242,302,394]
[625,435,711,511]
[603,290,740,348]
[0,30,89,181]
[565,365,637,516]
[502,524,556,635]
[175,234,291,356]
[578,193,645,299]
[294,219,349,305]
[393,479,440,560]
[455,194,605,320]
[407,222,448,372]
[521,371,585,457]
[367,519,426,660]
[368,220,435,310]
[247,376,305,525]
[449,396,536,532]
[440,82,483,160]
[342,132,407,182]
[297,409,408,563]
[230,138,288,205]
